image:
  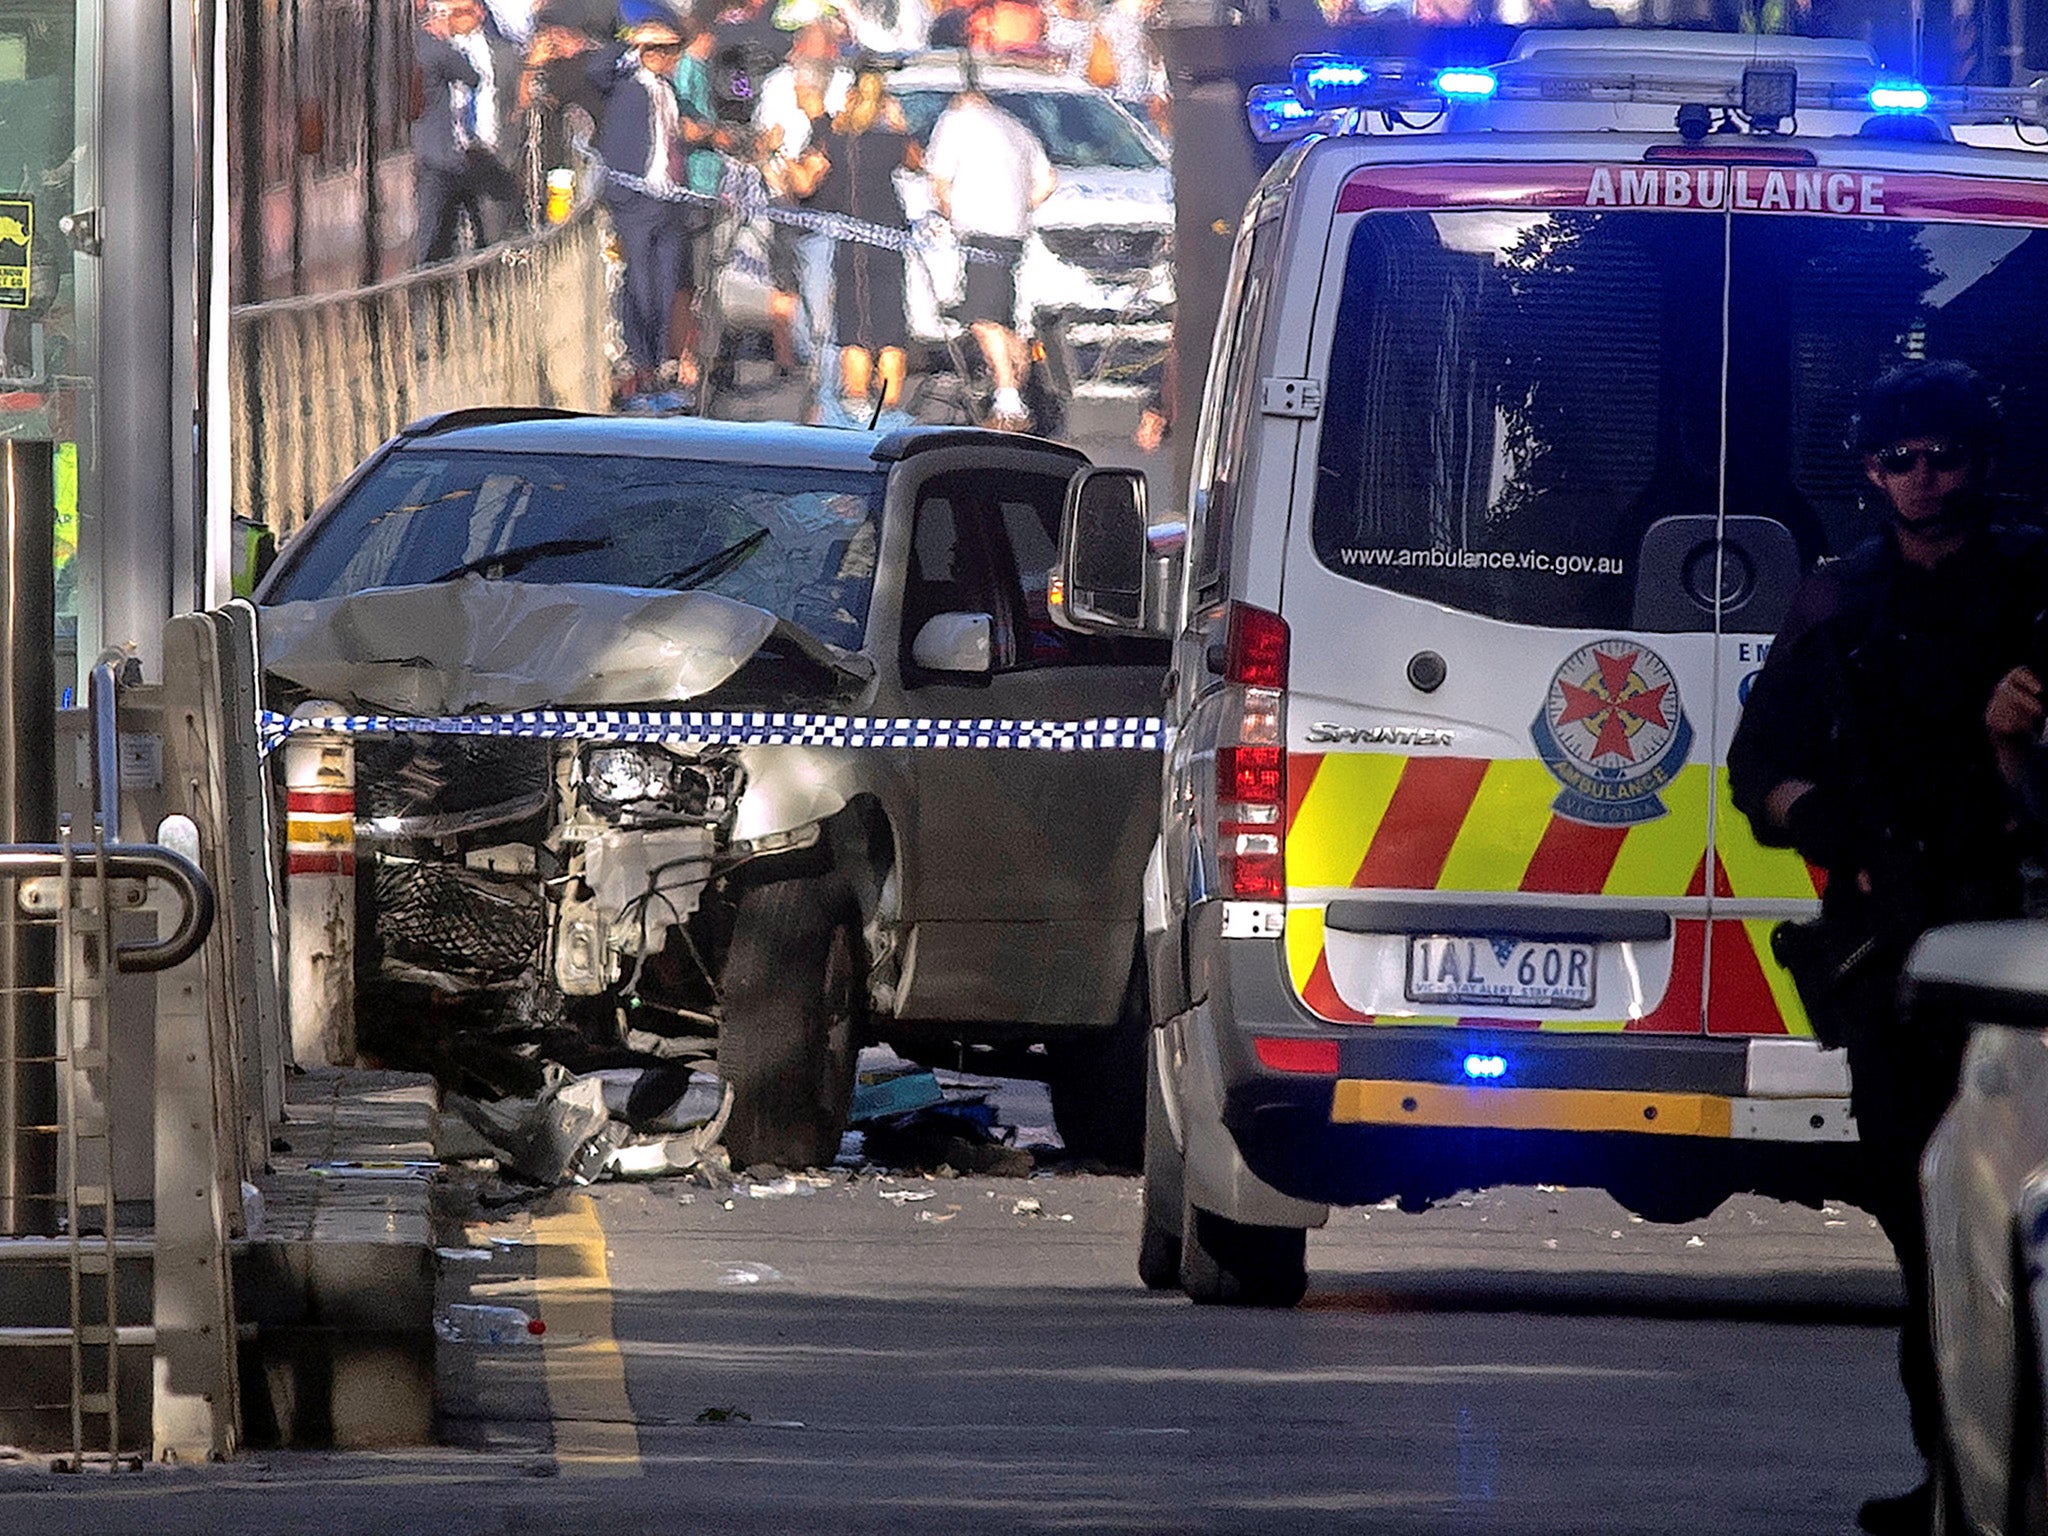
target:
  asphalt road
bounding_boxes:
[0,1164,1916,1536]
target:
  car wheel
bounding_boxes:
[719,875,863,1171]
[1047,956,1147,1170]
[1179,1200,1308,1308]
[1137,1041,1183,1291]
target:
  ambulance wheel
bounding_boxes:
[1180,1201,1307,1308]
[1137,1043,1183,1291]
[719,875,862,1171]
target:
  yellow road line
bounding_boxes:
[1332,1078,1734,1137]
[529,1195,643,1477]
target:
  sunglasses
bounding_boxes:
[1875,443,1970,475]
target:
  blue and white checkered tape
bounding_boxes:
[258,709,1164,757]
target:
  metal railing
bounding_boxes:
[229,186,611,539]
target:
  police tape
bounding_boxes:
[258,708,1165,756]
[594,155,1009,263]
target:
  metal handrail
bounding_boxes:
[1,844,215,973]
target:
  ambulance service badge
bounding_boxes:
[1531,640,1693,826]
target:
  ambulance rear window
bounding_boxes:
[1314,208,2048,627]
[1312,210,1716,630]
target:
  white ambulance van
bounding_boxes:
[1053,29,2048,1304]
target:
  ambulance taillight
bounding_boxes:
[1216,603,1290,901]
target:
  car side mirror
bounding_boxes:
[911,611,992,674]
[1053,467,1149,634]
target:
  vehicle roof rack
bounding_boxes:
[399,406,595,437]
[871,427,1090,463]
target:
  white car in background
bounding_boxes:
[714,58,1174,399]
[889,58,1174,393]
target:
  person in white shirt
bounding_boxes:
[924,77,1054,429]
[754,22,853,372]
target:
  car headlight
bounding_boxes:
[583,746,680,807]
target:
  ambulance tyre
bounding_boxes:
[720,875,863,1172]
[1179,1201,1308,1308]
[1137,1046,1184,1291]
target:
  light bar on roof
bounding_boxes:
[1251,58,2048,135]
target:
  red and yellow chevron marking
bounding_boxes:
[1282,752,1821,1036]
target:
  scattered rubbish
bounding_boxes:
[1542,1239,1558,1250]
[489,1236,528,1250]
[917,1207,959,1224]
[1535,1184,1566,1194]
[1374,1198,1400,1211]
[696,1406,752,1424]
[1685,1236,1705,1248]
[677,1191,696,1205]
[747,1175,809,1199]
[308,1160,435,1179]
[435,1303,544,1345]
[1609,1230,1623,1239]
[436,1246,494,1262]
[447,1063,733,1185]
[850,1068,945,1124]
[718,1263,783,1286]
[1010,1198,1069,1220]
[1628,1214,1644,1224]
[877,1188,934,1205]
[446,1064,612,1184]
[1824,1219,1847,1228]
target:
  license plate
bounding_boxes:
[1405,936,1596,1010]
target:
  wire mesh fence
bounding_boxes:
[229,187,612,540]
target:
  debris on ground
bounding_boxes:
[444,1062,732,1186]
[849,1067,945,1123]
[696,1407,752,1424]
[435,1303,544,1345]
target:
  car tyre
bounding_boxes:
[1137,1039,1183,1291]
[719,874,863,1171]
[1048,956,1148,1170]
[1179,1200,1308,1308]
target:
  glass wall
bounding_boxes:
[0,2,94,697]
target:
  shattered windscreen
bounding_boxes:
[266,450,887,651]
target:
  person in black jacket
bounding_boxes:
[414,0,527,264]
[589,17,721,399]
[1728,360,2048,1536]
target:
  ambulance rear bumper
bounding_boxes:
[1190,901,1859,1212]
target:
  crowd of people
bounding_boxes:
[411,0,1167,426]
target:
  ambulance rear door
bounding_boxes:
[1278,156,1730,1037]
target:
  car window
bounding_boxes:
[1191,213,1279,598]
[896,88,1158,170]
[265,450,887,651]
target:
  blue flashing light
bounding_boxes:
[1246,83,1318,143]
[1462,1053,1509,1081]
[1869,81,1931,112]
[1434,67,1498,101]
[1293,53,1374,111]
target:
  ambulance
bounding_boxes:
[1051,28,2048,1304]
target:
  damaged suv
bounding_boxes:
[255,411,1165,1168]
